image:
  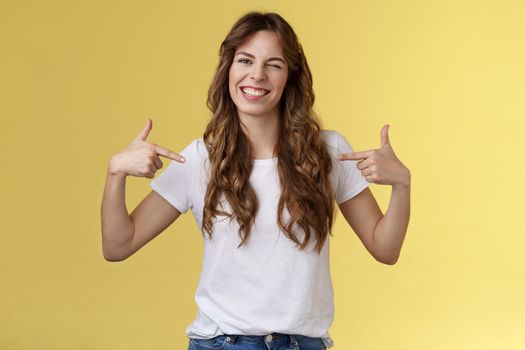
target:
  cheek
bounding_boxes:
[228,69,242,90]
[228,71,237,95]
[276,76,288,92]
[229,64,242,81]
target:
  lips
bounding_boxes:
[240,86,270,93]
[238,85,272,102]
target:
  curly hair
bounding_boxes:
[201,11,336,255]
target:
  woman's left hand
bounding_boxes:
[338,124,411,187]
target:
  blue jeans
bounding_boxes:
[187,332,327,350]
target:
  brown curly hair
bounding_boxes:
[201,11,336,255]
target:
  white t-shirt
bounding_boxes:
[149,129,369,349]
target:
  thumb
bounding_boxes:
[136,118,152,141]
[380,124,390,147]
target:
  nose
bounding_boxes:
[250,64,266,82]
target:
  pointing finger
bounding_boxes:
[338,150,370,161]
[154,144,186,162]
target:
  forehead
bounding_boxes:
[235,30,284,57]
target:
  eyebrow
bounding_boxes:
[235,51,287,64]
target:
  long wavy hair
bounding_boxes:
[201,11,336,255]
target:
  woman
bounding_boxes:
[101,11,411,350]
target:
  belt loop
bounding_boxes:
[290,334,298,346]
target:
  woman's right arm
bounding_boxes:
[100,167,135,261]
[100,119,185,262]
[100,165,183,261]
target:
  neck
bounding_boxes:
[238,108,280,159]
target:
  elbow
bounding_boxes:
[372,239,401,265]
[374,251,399,265]
[381,256,399,265]
[102,248,128,262]
[103,253,123,262]
[104,254,125,262]
[101,235,131,262]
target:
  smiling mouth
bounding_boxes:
[240,87,270,97]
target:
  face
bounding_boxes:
[228,30,289,119]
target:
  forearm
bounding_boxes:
[373,178,411,264]
[100,163,134,261]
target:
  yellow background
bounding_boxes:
[1,0,524,349]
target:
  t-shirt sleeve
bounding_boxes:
[334,131,369,204]
[148,139,197,214]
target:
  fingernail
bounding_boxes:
[180,157,185,162]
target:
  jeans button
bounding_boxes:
[265,335,273,342]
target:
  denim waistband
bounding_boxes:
[218,333,299,346]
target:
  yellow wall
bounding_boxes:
[1,0,524,349]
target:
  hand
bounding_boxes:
[109,118,185,179]
[338,124,410,187]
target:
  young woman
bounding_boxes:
[101,11,411,350]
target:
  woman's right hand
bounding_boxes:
[108,118,185,178]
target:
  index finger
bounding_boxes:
[153,144,185,162]
[338,150,371,161]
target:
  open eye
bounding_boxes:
[238,59,251,64]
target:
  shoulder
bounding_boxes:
[169,138,207,174]
[320,129,346,155]
[320,129,357,154]
[183,138,210,175]
[320,129,340,143]
[181,137,207,158]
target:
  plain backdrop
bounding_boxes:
[1,0,524,349]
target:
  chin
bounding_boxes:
[237,102,279,116]
[237,107,268,117]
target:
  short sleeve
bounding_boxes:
[149,139,198,214]
[334,131,369,204]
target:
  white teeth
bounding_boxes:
[241,87,268,96]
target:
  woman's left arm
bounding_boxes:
[338,124,411,265]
